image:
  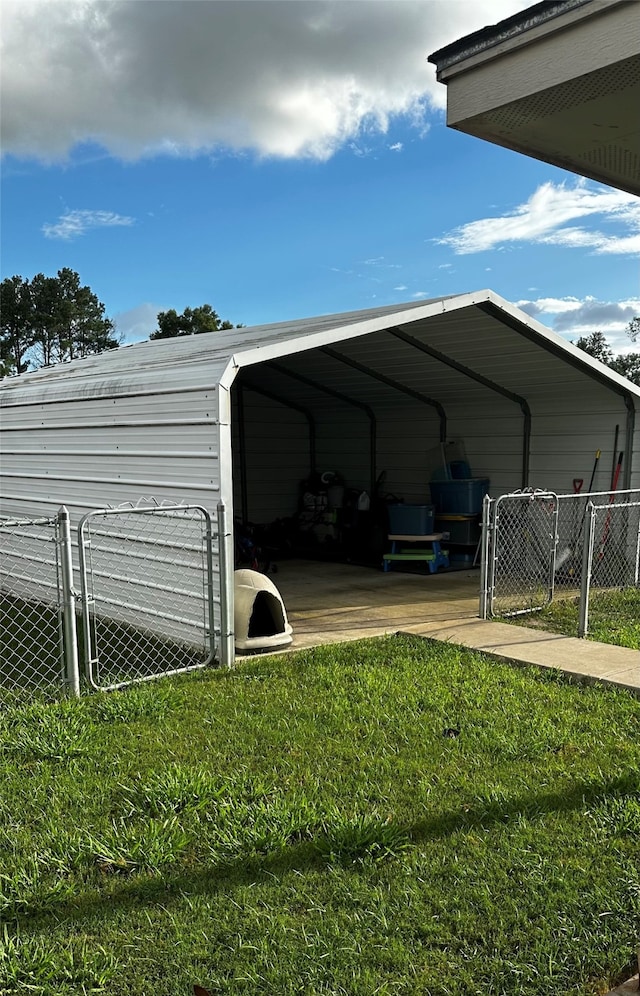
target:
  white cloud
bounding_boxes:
[2,0,528,162]
[360,257,401,270]
[517,296,583,315]
[394,285,408,291]
[517,295,640,352]
[42,209,134,240]
[389,142,403,152]
[113,302,161,344]
[412,291,429,299]
[439,181,640,256]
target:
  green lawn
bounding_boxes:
[513,588,640,650]
[1,635,639,996]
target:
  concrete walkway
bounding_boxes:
[401,617,640,695]
[605,975,639,995]
[276,559,639,696]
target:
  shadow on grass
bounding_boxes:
[11,768,639,933]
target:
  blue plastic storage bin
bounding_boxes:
[387,503,434,534]
[429,479,490,515]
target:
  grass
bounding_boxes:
[1,634,639,995]
[513,588,640,650]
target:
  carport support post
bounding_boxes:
[57,506,80,697]
[217,501,235,667]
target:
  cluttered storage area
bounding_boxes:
[232,378,488,574]
[229,294,638,579]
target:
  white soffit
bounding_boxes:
[429,0,640,196]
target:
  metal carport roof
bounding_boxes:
[2,289,638,489]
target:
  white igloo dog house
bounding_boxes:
[234,569,293,652]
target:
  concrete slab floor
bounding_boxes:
[273,558,481,651]
[270,559,640,696]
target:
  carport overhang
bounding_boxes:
[219,289,638,495]
[428,0,640,196]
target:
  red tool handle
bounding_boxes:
[599,451,623,557]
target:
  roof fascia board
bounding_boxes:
[435,5,639,127]
[430,0,614,79]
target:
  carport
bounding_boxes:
[2,289,638,667]
[229,290,636,522]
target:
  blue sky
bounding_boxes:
[2,1,639,352]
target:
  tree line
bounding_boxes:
[1,269,638,386]
[575,321,640,386]
[0,269,119,377]
[0,270,241,377]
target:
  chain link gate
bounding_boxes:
[78,503,217,691]
[485,490,559,617]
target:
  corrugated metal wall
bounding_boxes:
[374,405,437,503]
[1,385,221,521]
[528,406,625,493]
[231,388,309,523]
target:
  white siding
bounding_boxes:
[1,386,220,522]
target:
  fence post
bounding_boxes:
[479,494,492,619]
[217,501,235,668]
[578,501,595,639]
[203,511,217,665]
[57,506,80,697]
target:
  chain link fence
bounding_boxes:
[0,509,78,696]
[79,503,217,691]
[579,500,640,637]
[1,501,222,698]
[481,488,640,638]
[555,488,640,591]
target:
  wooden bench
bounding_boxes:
[382,533,450,574]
